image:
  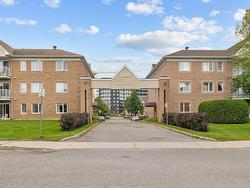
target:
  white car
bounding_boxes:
[131,116,139,121]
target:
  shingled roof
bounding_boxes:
[146,40,248,79]
[0,40,94,77]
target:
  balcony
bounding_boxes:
[0,89,11,100]
[233,92,250,99]
[0,66,10,79]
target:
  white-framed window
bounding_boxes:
[20,82,27,93]
[202,62,214,72]
[179,82,191,92]
[31,60,43,71]
[20,61,26,71]
[217,62,224,71]
[218,81,224,92]
[56,103,68,114]
[56,82,68,93]
[180,102,191,113]
[21,103,27,114]
[32,104,41,114]
[56,60,68,71]
[203,82,213,92]
[179,62,191,72]
[31,82,43,93]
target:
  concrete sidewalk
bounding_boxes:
[1,141,250,150]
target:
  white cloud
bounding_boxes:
[222,27,242,43]
[94,56,154,64]
[163,16,223,35]
[234,9,246,21]
[102,0,115,5]
[117,30,208,56]
[0,17,37,26]
[126,0,164,15]
[44,0,60,8]
[0,0,15,6]
[55,24,71,33]
[201,0,211,3]
[174,3,182,10]
[79,25,100,35]
[210,10,220,17]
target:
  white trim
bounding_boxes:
[179,61,191,72]
[0,46,9,56]
[202,81,214,93]
[56,82,68,93]
[31,103,41,114]
[56,103,68,114]
[56,60,68,71]
[20,61,27,71]
[217,81,224,92]
[21,103,27,114]
[179,102,192,113]
[31,60,43,71]
[179,81,191,93]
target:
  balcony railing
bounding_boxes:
[233,92,250,99]
[0,89,10,99]
[0,66,10,78]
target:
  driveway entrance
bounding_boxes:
[70,117,197,142]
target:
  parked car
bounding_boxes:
[99,116,105,121]
[131,116,139,121]
[106,115,111,119]
[123,115,129,118]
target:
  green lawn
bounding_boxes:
[0,120,98,141]
[166,122,250,141]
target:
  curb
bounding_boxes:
[144,121,216,141]
[60,121,101,141]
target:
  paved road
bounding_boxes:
[71,117,197,142]
[0,148,250,188]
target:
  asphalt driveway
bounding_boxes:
[70,117,198,142]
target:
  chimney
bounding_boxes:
[185,46,189,50]
[53,46,57,50]
[152,64,156,70]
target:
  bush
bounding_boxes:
[198,100,249,124]
[60,113,89,131]
[139,115,148,120]
[163,113,209,132]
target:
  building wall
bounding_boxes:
[148,60,233,117]
[11,58,92,120]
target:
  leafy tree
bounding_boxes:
[233,9,250,95]
[94,97,110,116]
[124,90,143,115]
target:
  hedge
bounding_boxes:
[198,100,249,124]
[163,113,209,132]
[60,112,89,131]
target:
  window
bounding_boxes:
[56,82,68,93]
[31,60,43,71]
[179,82,191,92]
[218,81,224,92]
[180,102,191,113]
[179,62,191,72]
[56,103,68,114]
[20,61,26,71]
[217,62,224,71]
[20,82,27,93]
[203,62,214,72]
[203,82,213,92]
[56,60,68,71]
[21,104,27,114]
[31,82,43,93]
[32,104,41,114]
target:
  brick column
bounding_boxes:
[80,77,93,121]
[157,77,169,122]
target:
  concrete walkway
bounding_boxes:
[1,141,250,150]
[70,117,197,142]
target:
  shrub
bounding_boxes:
[198,100,249,124]
[60,113,89,131]
[139,115,148,120]
[163,113,209,132]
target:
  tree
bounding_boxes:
[233,9,250,95]
[124,90,143,115]
[94,97,110,116]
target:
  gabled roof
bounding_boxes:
[146,40,247,79]
[0,40,15,54]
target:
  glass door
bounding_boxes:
[0,104,10,119]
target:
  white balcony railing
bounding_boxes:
[0,66,10,77]
[233,92,250,99]
[0,89,10,99]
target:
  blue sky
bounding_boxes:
[0,0,249,78]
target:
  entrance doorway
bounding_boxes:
[0,103,10,119]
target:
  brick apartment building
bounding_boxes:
[0,40,94,120]
[145,45,250,119]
